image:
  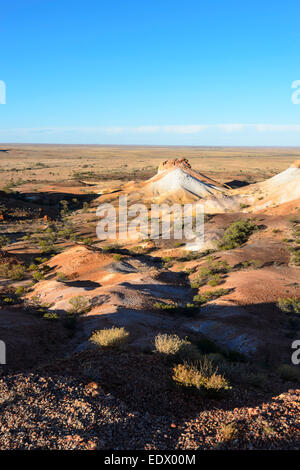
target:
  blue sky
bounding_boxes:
[0,0,300,145]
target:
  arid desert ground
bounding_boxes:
[0,144,299,450]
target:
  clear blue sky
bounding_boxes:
[1,0,300,145]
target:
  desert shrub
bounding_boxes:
[15,285,25,295]
[154,333,199,360]
[155,333,188,355]
[208,275,222,286]
[32,271,44,281]
[219,423,238,442]
[172,359,231,395]
[277,364,300,382]
[277,297,300,314]
[68,295,90,315]
[89,326,129,349]
[102,244,119,253]
[154,302,199,317]
[154,302,178,312]
[43,312,59,320]
[57,272,68,282]
[192,260,231,287]
[0,262,26,280]
[193,288,230,305]
[113,254,123,261]
[218,220,258,250]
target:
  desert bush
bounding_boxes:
[193,288,230,305]
[219,423,238,442]
[192,260,230,287]
[57,272,68,282]
[32,271,44,281]
[15,285,25,296]
[0,262,26,281]
[277,297,300,314]
[113,254,123,261]
[68,295,90,315]
[277,364,300,382]
[43,312,59,320]
[154,301,199,317]
[154,333,199,360]
[172,359,231,395]
[208,275,222,286]
[218,220,258,250]
[89,326,129,349]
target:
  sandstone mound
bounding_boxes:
[239,160,300,210]
[144,159,228,202]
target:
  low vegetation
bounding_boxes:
[277,297,300,314]
[154,333,199,360]
[218,219,259,250]
[172,358,231,396]
[89,326,129,349]
[68,295,90,315]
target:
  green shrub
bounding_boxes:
[89,326,129,349]
[15,285,25,296]
[218,220,258,250]
[32,271,44,281]
[277,297,300,314]
[0,262,26,280]
[68,295,90,315]
[43,312,59,320]
[57,272,68,282]
[113,254,123,261]
[193,288,230,305]
[172,359,231,395]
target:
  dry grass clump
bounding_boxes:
[291,160,300,168]
[172,358,231,395]
[277,297,300,314]
[154,333,199,360]
[89,326,129,349]
[219,422,238,442]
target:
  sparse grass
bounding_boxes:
[89,326,129,349]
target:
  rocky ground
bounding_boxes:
[0,356,299,450]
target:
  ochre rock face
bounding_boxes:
[291,160,300,168]
[158,158,192,172]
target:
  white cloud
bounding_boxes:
[1,124,300,138]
